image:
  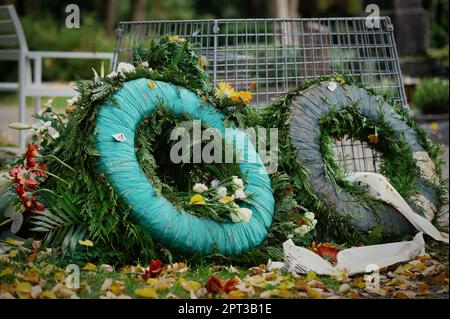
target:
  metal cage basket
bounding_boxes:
[112,17,408,173]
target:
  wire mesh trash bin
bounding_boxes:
[112,17,407,173]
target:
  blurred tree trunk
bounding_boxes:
[104,0,118,32]
[270,0,300,18]
[131,0,146,21]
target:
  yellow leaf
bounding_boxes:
[149,80,156,89]
[277,281,295,290]
[227,290,246,299]
[181,280,201,292]
[135,287,157,298]
[190,194,205,205]
[54,271,64,282]
[386,277,405,287]
[8,249,18,257]
[411,262,426,271]
[110,283,125,295]
[78,240,93,247]
[264,272,278,281]
[15,282,32,298]
[330,269,348,282]
[0,267,14,277]
[23,270,40,284]
[82,263,97,271]
[307,288,322,299]
[153,278,173,290]
[305,272,317,281]
[295,280,309,292]
[40,290,57,299]
[352,279,366,289]
[146,278,157,285]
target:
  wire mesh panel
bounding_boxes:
[113,18,407,173]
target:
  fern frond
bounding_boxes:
[31,184,88,253]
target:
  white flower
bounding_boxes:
[303,212,317,229]
[67,95,78,106]
[106,71,119,79]
[238,207,252,223]
[232,176,244,189]
[229,211,241,223]
[38,121,59,139]
[216,186,227,197]
[117,62,136,74]
[229,207,253,223]
[210,179,220,188]
[47,126,60,139]
[234,189,246,200]
[141,61,149,68]
[193,183,208,193]
[294,225,310,237]
[304,212,315,222]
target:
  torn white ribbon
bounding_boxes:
[270,172,448,275]
[271,233,425,276]
[347,172,448,244]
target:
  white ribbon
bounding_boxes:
[270,172,448,275]
[346,172,448,244]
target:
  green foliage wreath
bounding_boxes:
[237,73,447,247]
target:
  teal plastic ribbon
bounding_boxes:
[96,79,274,255]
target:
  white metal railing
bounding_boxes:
[0,5,114,150]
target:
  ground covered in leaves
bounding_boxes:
[0,238,448,299]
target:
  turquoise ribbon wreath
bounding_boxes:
[95,78,275,255]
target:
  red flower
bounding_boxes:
[224,278,239,293]
[26,143,40,168]
[33,201,45,211]
[9,166,24,184]
[314,243,341,263]
[17,169,39,188]
[293,219,306,226]
[205,276,238,294]
[9,166,39,188]
[16,186,33,209]
[26,142,39,158]
[9,142,47,214]
[205,275,225,294]
[141,259,163,280]
[33,162,47,178]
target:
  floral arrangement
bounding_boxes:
[0,36,318,266]
[187,176,254,223]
